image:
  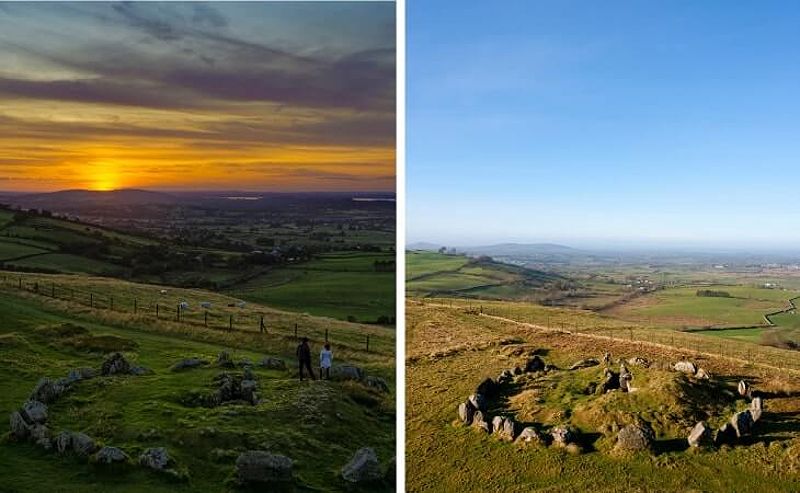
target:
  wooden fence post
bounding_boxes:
[90,293,93,308]
[134,299,137,314]
[110,297,113,311]
[229,315,233,331]
[325,328,328,343]
[156,303,159,318]
[294,323,298,339]
[51,283,55,298]
[366,335,370,352]
[176,305,180,322]
[205,311,208,327]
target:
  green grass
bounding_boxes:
[406,300,800,493]
[405,252,558,299]
[608,285,799,329]
[0,239,48,261]
[406,252,470,280]
[226,253,395,324]
[7,253,123,276]
[0,283,394,492]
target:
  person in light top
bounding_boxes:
[319,343,333,379]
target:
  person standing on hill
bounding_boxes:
[319,343,333,379]
[296,337,315,381]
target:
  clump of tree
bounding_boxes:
[696,289,732,298]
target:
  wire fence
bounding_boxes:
[2,273,374,353]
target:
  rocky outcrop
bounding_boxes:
[458,400,476,425]
[331,365,365,381]
[341,447,383,483]
[21,400,47,424]
[364,376,390,393]
[551,426,577,447]
[235,451,293,485]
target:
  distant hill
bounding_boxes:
[406,251,566,300]
[460,242,578,256]
[8,189,180,212]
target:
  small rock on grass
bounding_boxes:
[341,447,383,484]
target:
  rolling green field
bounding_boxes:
[606,285,799,329]
[406,300,800,493]
[0,239,48,260]
[225,252,396,324]
[0,274,395,492]
[405,251,559,299]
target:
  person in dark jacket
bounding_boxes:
[296,337,315,380]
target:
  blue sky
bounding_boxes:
[408,1,800,249]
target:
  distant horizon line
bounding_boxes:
[0,187,396,195]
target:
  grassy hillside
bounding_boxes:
[225,252,396,324]
[406,300,800,492]
[406,251,560,300]
[606,285,799,329]
[0,273,395,492]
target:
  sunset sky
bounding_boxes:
[0,2,395,192]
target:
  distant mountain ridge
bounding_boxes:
[8,189,180,210]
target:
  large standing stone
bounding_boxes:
[525,355,545,373]
[603,352,612,365]
[240,379,259,405]
[687,421,713,447]
[95,446,129,464]
[29,378,65,404]
[751,397,764,422]
[9,411,30,439]
[673,361,697,374]
[139,447,171,470]
[341,447,383,483]
[235,451,294,485]
[457,400,476,425]
[21,400,48,424]
[101,353,131,376]
[730,410,754,437]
